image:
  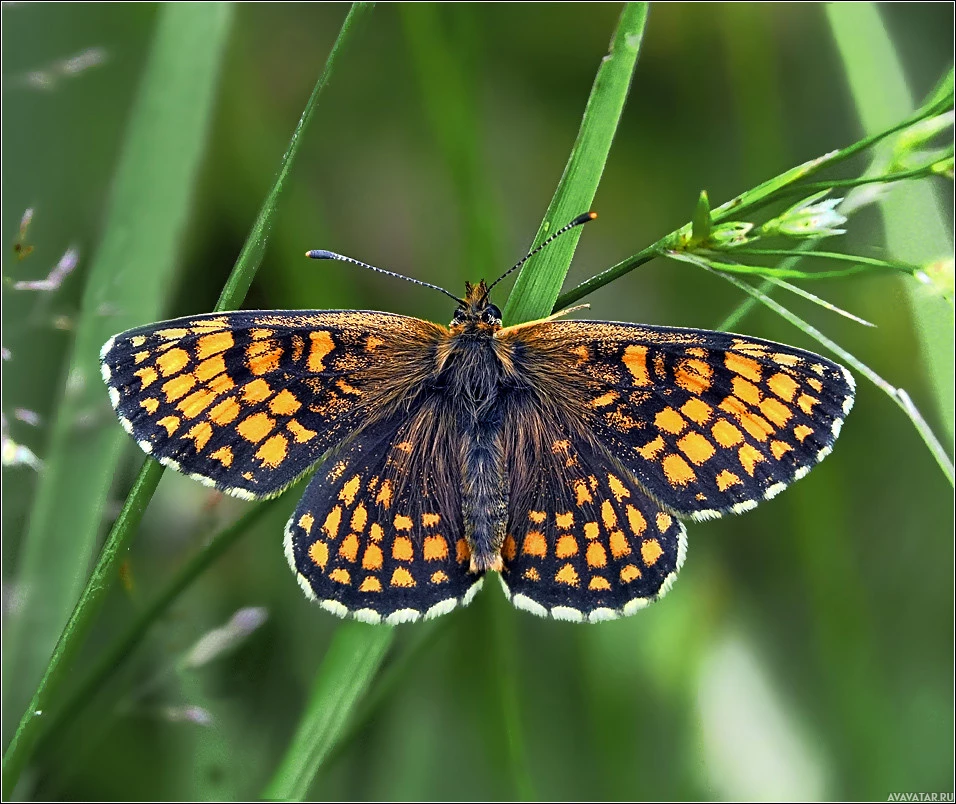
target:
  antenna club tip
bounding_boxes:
[306,249,335,260]
[570,211,597,226]
[588,211,598,220]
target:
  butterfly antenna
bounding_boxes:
[306,250,466,305]
[482,211,597,301]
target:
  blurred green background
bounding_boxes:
[2,3,953,800]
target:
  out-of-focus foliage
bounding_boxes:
[2,4,952,800]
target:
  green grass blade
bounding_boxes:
[827,4,955,452]
[2,0,233,774]
[502,2,648,325]
[262,623,395,801]
[1,4,371,795]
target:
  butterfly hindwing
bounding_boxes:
[100,310,442,499]
[285,408,484,624]
[499,429,686,622]
[501,321,855,520]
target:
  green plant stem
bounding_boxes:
[262,623,395,801]
[1,5,371,796]
[503,2,648,325]
[730,248,915,274]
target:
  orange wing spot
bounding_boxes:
[362,544,383,571]
[551,439,571,454]
[760,397,793,427]
[675,358,712,394]
[162,373,195,403]
[133,350,151,364]
[395,441,413,453]
[370,523,384,542]
[286,419,317,443]
[798,393,819,415]
[768,372,799,402]
[185,421,213,451]
[155,347,189,377]
[656,512,672,531]
[570,344,590,362]
[309,540,329,569]
[330,568,351,585]
[291,334,305,362]
[726,352,762,382]
[586,541,607,568]
[637,436,666,460]
[687,347,707,358]
[609,529,630,558]
[655,407,687,435]
[740,411,774,442]
[807,377,823,392]
[350,504,368,533]
[422,512,441,527]
[620,564,642,583]
[590,391,618,408]
[424,535,449,561]
[376,479,393,509]
[335,379,362,396]
[339,475,361,505]
[641,538,664,567]
[715,469,741,491]
[601,500,618,529]
[390,567,415,588]
[339,533,359,562]
[366,335,385,351]
[738,443,765,476]
[209,397,240,426]
[528,510,546,524]
[793,424,814,443]
[140,398,160,414]
[681,397,713,425]
[177,388,217,419]
[237,412,275,443]
[196,331,234,360]
[255,433,288,468]
[555,512,574,529]
[574,480,593,506]
[269,389,301,416]
[589,576,611,591]
[502,534,517,561]
[156,327,188,340]
[307,331,335,372]
[732,376,762,406]
[625,504,647,537]
[622,344,650,386]
[456,538,470,564]
[322,506,342,539]
[135,366,159,390]
[195,355,227,383]
[555,563,579,587]
[522,531,547,557]
[299,513,315,534]
[523,567,540,582]
[772,352,800,367]
[157,415,180,436]
[607,474,630,500]
[130,335,147,348]
[359,576,382,593]
[712,419,744,447]
[392,536,414,561]
[211,446,234,467]
[584,521,600,540]
[556,535,578,558]
[770,439,793,459]
[677,431,716,465]
[663,453,697,486]
[207,373,235,395]
[393,514,413,531]
[431,571,449,584]
[242,378,272,404]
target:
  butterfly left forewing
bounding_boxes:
[101,310,444,499]
[499,320,855,520]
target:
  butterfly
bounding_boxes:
[100,214,855,624]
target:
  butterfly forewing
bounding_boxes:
[285,410,483,624]
[100,310,441,499]
[501,321,855,520]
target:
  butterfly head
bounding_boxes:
[450,280,502,334]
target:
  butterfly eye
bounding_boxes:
[484,305,501,323]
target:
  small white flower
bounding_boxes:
[760,191,847,238]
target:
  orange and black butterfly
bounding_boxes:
[100,214,854,624]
